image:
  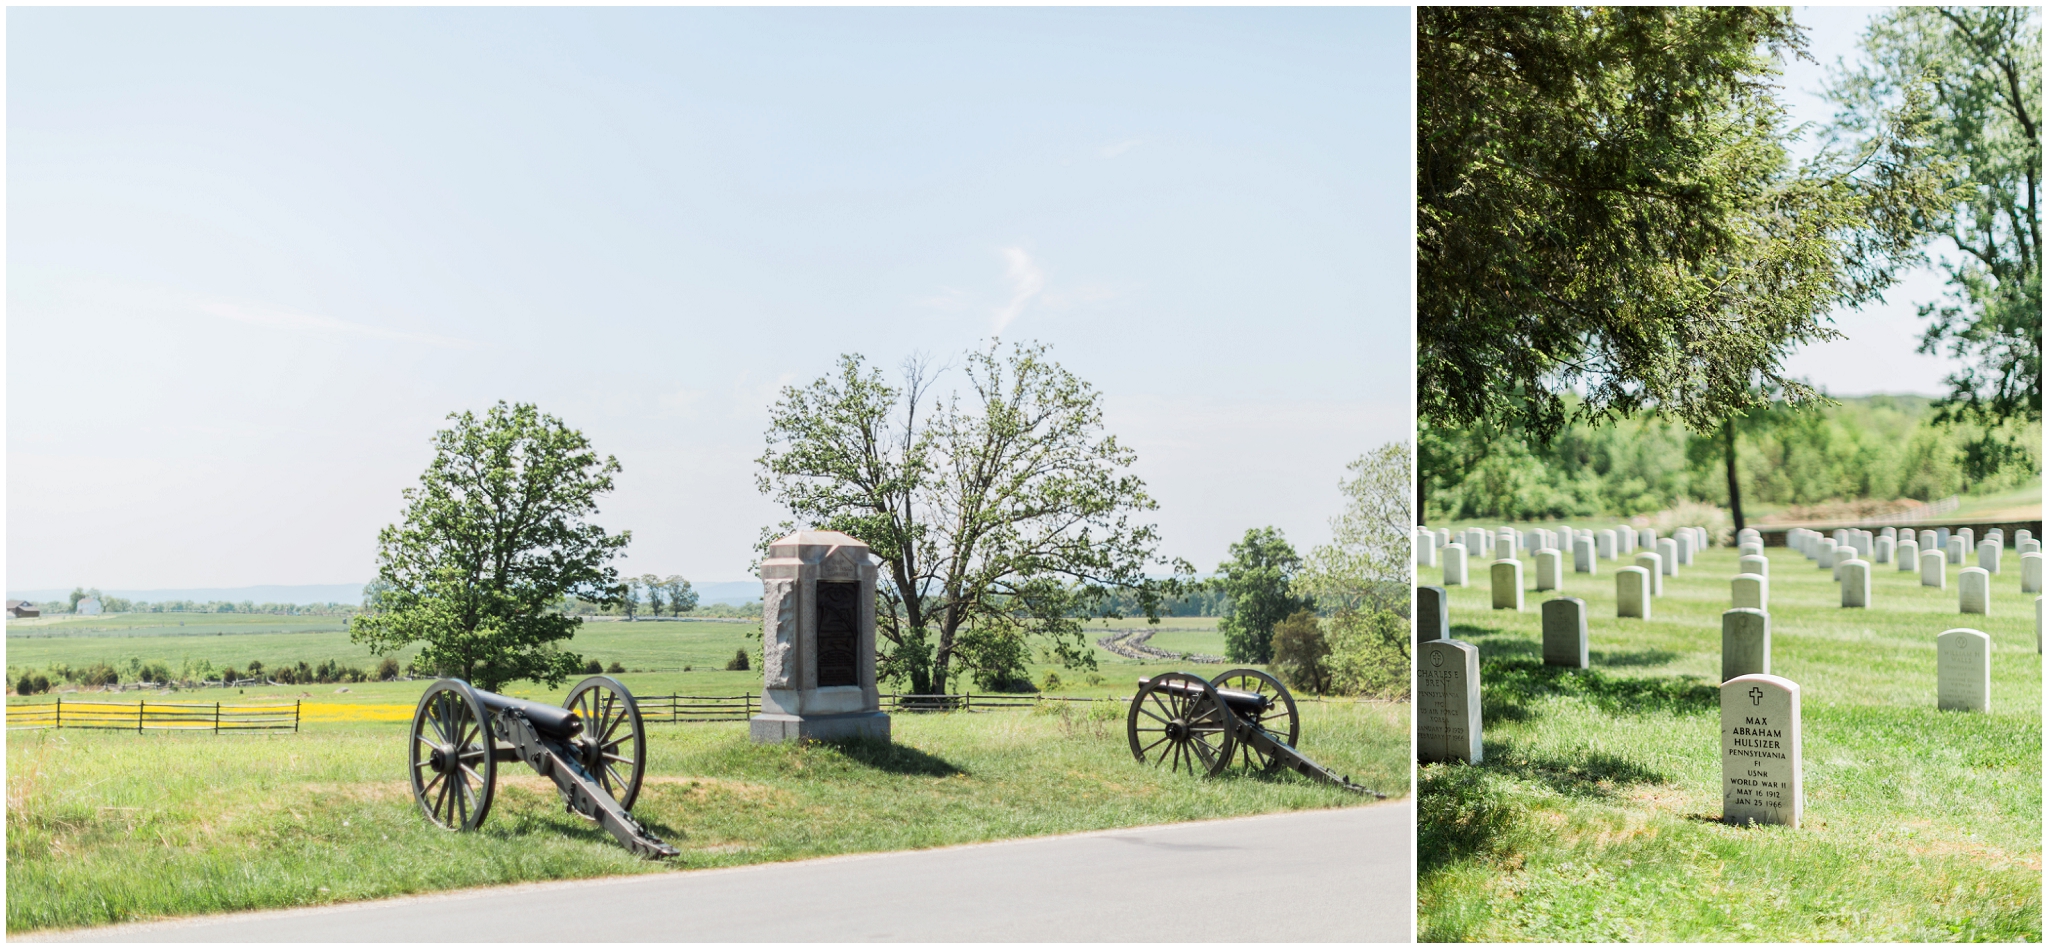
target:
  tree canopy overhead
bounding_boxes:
[350,402,628,692]
[1828,6,2041,426]
[1419,6,1946,440]
[756,341,1184,696]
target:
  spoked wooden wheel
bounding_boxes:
[565,676,646,811]
[409,679,496,831]
[1211,667,1300,772]
[1128,672,1237,777]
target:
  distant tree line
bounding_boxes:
[23,588,361,617]
[8,655,409,694]
[1423,395,2042,523]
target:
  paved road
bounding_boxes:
[37,803,1412,943]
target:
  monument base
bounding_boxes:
[749,710,891,744]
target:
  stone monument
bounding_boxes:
[1574,536,1597,574]
[1921,548,1946,589]
[1721,608,1769,681]
[1417,639,1482,764]
[1416,585,1449,645]
[1840,559,1871,608]
[2023,552,2043,594]
[1635,552,1664,595]
[1491,558,1524,611]
[1936,628,1990,713]
[1617,566,1652,619]
[1721,673,1802,828]
[1443,542,1468,586]
[1732,573,1767,612]
[1978,540,2001,574]
[1416,530,1437,568]
[1898,538,1919,571]
[1739,553,1769,579]
[1541,597,1588,669]
[1534,549,1563,592]
[750,530,892,744]
[1960,566,1990,615]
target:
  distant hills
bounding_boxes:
[8,579,767,607]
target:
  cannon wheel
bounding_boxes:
[409,679,497,831]
[565,676,647,811]
[1127,671,1236,777]
[1210,668,1300,772]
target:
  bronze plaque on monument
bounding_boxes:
[815,581,860,687]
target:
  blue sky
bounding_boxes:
[1777,6,1977,398]
[8,7,1413,591]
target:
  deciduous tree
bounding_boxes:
[1216,527,1314,664]
[757,341,1184,695]
[349,402,629,692]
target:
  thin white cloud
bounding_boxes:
[197,302,473,349]
[992,246,1045,335]
[1101,139,1142,159]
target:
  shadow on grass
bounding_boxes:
[1481,658,1716,720]
[1418,762,1524,876]
[1481,736,1669,799]
[1590,648,1680,667]
[829,738,965,777]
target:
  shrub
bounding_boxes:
[80,663,120,687]
[1041,671,1062,691]
[1084,672,1105,687]
[33,674,50,694]
[375,657,401,681]
[220,667,242,683]
[246,660,265,676]
[583,659,603,675]
[15,673,46,695]
[1326,608,1409,699]
[606,661,626,674]
[723,649,750,672]
[1271,609,1332,694]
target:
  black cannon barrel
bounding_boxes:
[1138,677,1272,716]
[474,689,583,739]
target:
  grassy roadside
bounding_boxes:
[7,696,1406,934]
[1417,544,2041,942]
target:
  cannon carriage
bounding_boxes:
[408,675,678,858]
[1127,668,1380,797]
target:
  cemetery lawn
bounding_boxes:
[6,692,1404,934]
[1419,545,2041,942]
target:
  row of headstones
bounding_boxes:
[1414,523,1713,569]
[1777,526,2041,609]
[1786,524,2037,575]
[1416,588,2045,827]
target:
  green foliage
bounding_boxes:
[606,661,626,675]
[1828,7,2042,427]
[722,649,749,672]
[1269,609,1330,695]
[1423,395,2040,521]
[1326,609,1411,700]
[374,657,400,681]
[1300,442,1413,616]
[757,341,1185,695]
[1216,527,1314,664]
[1419,7,1949,438]
[348,402,629,693]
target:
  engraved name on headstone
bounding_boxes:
[1936,628,1990,713]
[1417,639,1482,764]
[1721,673,1802,828]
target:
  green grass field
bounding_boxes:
[1418,543,2041,942]
[6,694,1406,934]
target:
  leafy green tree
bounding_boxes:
[1419,7,1947,440]
[662,575,698,615]
[1216,527,1314,664]
[349,402,629,693]
[1300,442,1412,616]
[1829,7,2041,430]
[1327,609,1410,700]
[757,341,1185,695]
[1269,609,1331,695]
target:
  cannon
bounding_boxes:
[1127,669,1381,797]
[408,676,679,858]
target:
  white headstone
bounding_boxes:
[1850,531,1872,559]
[1739,542,1764,558]
[1657,538,1679,576]
[1817,543,1837,569]
[1880,526,1896,540]
[1721,608,1770,681]
[1464,528,1487,559]
[1958,527,1975,553]
[1919,529,1937,554]
[1534,549,1563,592]
[1573,537,1597,575]
[1417,639,1482,764]
[1416,530,1438,568]
[1617,566,1652,619]
[1676,532,1695,566]
[1635,552,1664,595]
[1739,553,1769,579]
[1541,597,1589,669]
[1978,540,2001,574]
[1597,529,1617,561]
[1948,535,1966,565]
[1732,573,1767,612]
[1638,528,1656,552]
[1491,559,1524,611]
[1840,559,1871,608]
[2022,552,2042,594]
[2025,540,2042,555]
[2017,528,2032,549]
[1921,548,1946,589]
[1415,585,1449,645]
[1960,566,1990,615]
[1721,674,1801,828]
[1897,539,1919,571]
[1618,525,1636,554]
[1443,543,1469,587]
[1874,536,1894,564]
[1832,545,1856,579]
[1936,628,1990,713]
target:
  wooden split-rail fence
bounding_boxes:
[6,698,300,732]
